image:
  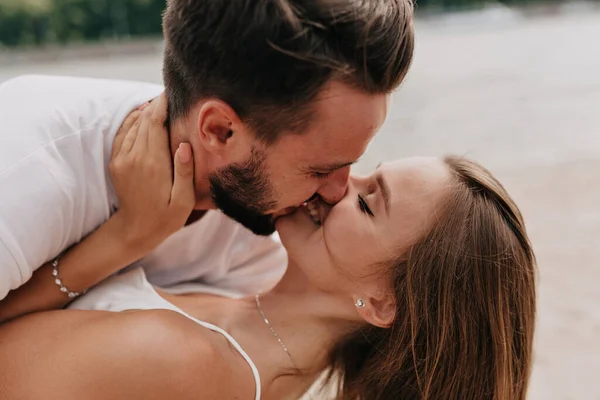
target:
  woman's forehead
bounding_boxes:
[379,158,450,241]
[381,157,449,199]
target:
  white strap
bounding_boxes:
[171,308,262,400]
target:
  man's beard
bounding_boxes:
[209,148,277,236]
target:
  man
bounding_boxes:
[0,0,414,302]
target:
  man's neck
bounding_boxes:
[185,210,207,226]
[167,114,184,162]
[168,110,215,212]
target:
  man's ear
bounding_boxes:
[196,100,247,157]
[354,293,396,328]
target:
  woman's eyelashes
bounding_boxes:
[358,194,374,217]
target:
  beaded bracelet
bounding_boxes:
[51,257,83,299]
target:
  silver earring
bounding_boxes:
[355,298,365,308]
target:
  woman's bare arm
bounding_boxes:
[0,216,147,324]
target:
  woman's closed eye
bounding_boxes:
[358,194,374,217]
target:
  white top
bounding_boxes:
[69,267,261,400]
[0,75,286,300]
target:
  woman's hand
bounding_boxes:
[109,93,195,253]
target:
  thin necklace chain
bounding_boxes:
[254,293,300,372]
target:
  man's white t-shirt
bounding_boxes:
[0,75,286,300]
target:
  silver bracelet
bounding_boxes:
[51,257,83,299]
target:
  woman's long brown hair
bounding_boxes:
[324,156,537,400]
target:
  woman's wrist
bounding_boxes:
[0,211,163,325]
[108,211,163,257]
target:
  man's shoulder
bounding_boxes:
[0,75,162,171]
[0,74,161,96]
[0,74,162,121]
[0,75,110,103]
[0,74,67,90]
[0,74,53,92]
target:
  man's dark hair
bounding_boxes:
[163,0,414,143]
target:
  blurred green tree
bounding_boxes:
[0,0,564,48]
[0,0,165,47]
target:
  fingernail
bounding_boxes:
[177,143,192,163]
[137,102,150,111]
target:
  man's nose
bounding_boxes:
[317,166,350,204]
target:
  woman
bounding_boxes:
[0,102,536,399]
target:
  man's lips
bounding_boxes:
[272,194,322,220]
[272,206,298,219]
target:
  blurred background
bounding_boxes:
[1,1,599,398]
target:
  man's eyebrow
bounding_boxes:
[309,160,358,171]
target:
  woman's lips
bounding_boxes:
[306,199,321,226]
[276,197,333,226]
[304,197,333,226]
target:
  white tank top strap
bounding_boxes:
[167,307,262,400]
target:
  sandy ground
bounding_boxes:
[1,4,599,399]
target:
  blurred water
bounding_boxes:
[368,4,600,173]
[2,5,597,172]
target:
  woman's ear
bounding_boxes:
[354,293,396,328]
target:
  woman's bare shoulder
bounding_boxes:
[93,309,257,399]
[0,309,255,399]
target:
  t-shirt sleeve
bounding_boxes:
[0,238,21,302]
[0,159,75,300]
[0,75,153,300]
[0,75,91,300]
